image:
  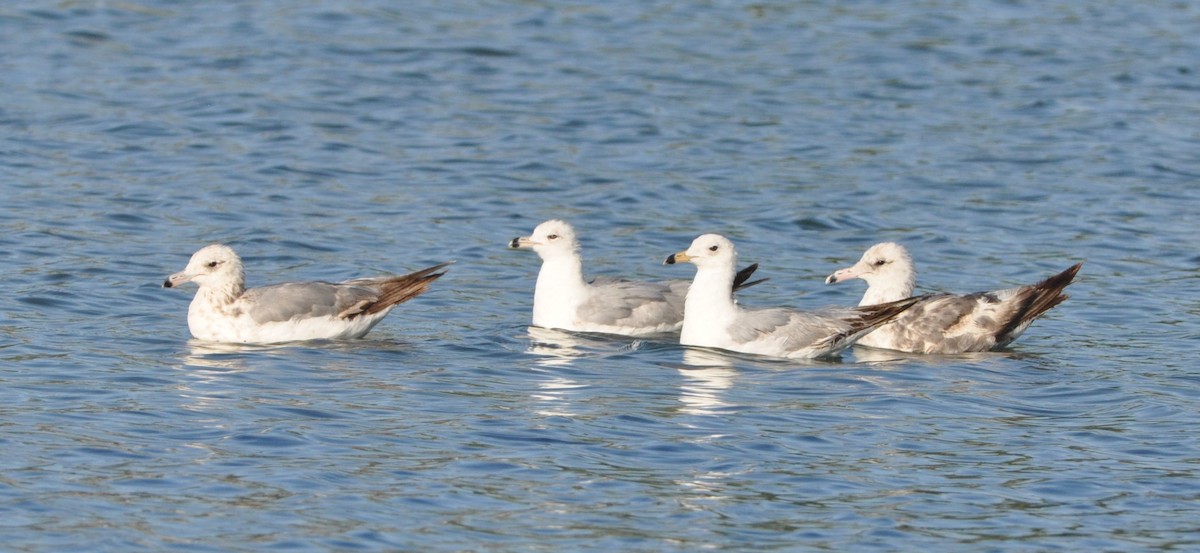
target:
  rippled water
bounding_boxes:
[2,1,1199,551]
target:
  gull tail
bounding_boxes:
[358,262,452,317]
[993,262,1082,346]
[733,263,768,291]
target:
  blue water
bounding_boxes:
[2,1,1199,551]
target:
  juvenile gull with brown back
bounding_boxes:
[163,244,449,344]
[825,242,1081,354]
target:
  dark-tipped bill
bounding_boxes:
[163,271,191,289]
[825,267,859,285]
[509,237,536,249]
[664,251,692,265]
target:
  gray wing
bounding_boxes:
[578,277,685,328]
[727,307,855,351]
[577,266,762,330]
[239,281,380,324]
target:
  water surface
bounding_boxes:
[1,1,1198,551]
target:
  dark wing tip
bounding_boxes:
[992,262,1081,340]
[1038,261,1082,293]
[737,278,769,290]
[733,263,767,290]
[816,296,922,349]
[354,261,453,317]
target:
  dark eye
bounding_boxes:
[708,245,719,252]
[873,259,886,266]
[547,234,558,240]
[207,261,219,268]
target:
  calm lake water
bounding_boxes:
[2,1,1199,551]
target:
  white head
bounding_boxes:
[163,244,246,292]
[825,242,916,302]
[667,235,742,337]
[665,233,738,270]
[508,219,581,261]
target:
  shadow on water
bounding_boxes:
[848,345,1032,367]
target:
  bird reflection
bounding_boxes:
[524,325,644,367]
[849,346,917,365]
[530,374,587,417]
[178,339,273,376]
[525,326,591,367]
[523,326,602,416]
[851,345,1017,366]
[174,340,263,411]
[677,348,739,415]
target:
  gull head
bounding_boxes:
[665,234,737,268]
[825,242,913,285]
[508,219,580,261]
[163,244,246,290]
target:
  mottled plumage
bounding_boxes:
[826,242,1081,354]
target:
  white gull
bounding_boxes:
[509,220,764,337]
[825,242,1081,354]
[665,234,919,359]
[163,244,449,343]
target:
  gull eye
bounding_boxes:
[547,234,558,240]
[873,259,886,266]
[207,261,220,268]
[708,245,719,252]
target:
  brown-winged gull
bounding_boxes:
[825,242,1081,354]
[665,234,919,359]
[163,244,449,343]
[508,220,764,337]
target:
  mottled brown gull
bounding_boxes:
[825,242,1081,354]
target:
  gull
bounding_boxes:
[509,220,764,336]
[825,242,1081,354]
[665,234,919,359]
[163,244,450,344]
